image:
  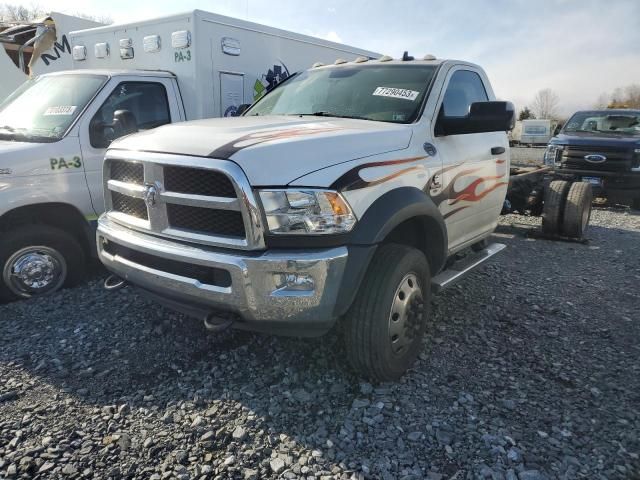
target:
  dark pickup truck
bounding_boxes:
[543,109,640,209]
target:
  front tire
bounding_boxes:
[343,244,431,381]
[0,225,86,302]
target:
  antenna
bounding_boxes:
[402,51,414,61]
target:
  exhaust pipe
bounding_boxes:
[203,312,235,333]
[104,274,127,292]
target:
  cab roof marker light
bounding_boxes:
[72,45,86,61]
[378,55,393,62]
[143,35,161,53]
[94,42,109,59]
[354,56,368,63]
[312,62,324,68]
[423,54,436,60]
[171,30,191,49]
[334,58,347,65]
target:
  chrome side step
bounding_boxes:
[431,243,506,293]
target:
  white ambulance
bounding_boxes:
[0,9,378,301]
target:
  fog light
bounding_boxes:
[273,273,315,294]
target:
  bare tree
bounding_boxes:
[0,4,44,22]
[532,88,560,120]
[594,93,610,109]
[600,84,640,109]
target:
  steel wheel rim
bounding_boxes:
[3,246,67,298]
[388,272,424,356]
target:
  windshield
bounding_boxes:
[0,74,107,143]
[247,64,438,124]
[563,110,640,137]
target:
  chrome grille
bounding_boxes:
[111,192,148,219]
[164,166,236,197]
[104,152,265,250]
[110,160,144,184]
[167,204,245,237]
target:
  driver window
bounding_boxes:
[90,81,171,148]
[441,70,488,117]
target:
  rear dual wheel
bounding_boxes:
[542,180,592,239]
[562,182,592,238]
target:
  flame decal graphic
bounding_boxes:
[429,158,508,219]
[209,125,345,159]
[331,156,428,191]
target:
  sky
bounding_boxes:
[30,0,640,116]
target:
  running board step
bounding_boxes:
[431,242,506,293]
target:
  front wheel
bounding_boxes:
[343,244,431,381]
[0,225,86,302]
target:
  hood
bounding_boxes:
[552,132,640,149]
[0,140,54,176]
[109,116,413,185]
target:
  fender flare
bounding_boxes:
[334,187,448,317]
[351,186,448,263]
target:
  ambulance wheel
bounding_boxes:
[0,225,85,302]
[542,180,571,235]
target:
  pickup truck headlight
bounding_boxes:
[544,144,563,166]
[258,189,356,234]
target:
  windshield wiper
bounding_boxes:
[294,111,370,121]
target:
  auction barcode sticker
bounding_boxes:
[44,106,77,116]
[372,87,419,101]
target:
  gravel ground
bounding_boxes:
[1,208,639,480]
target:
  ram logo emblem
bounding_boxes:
[143,184,158,208]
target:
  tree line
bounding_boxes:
[0,4,112,24]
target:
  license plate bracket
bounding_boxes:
[582,176,603,187]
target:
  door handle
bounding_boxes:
[491,146,505,155]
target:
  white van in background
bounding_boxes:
[519,119,556,146]
[0,9,378,301]
[0,12,103,100]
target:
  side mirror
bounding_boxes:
[438,101,515,136]
[113,109,138,136]
[235,104,251,116]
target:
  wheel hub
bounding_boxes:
[3,247,66,297]
[388,273,424,355]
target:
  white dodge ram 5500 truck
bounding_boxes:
[97,55,514,380]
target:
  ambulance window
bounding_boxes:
[440,70,488,117]
[90,82,171,148]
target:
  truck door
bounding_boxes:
[78,76,182,216]
[431,68,509,250]
[220,72,244,117]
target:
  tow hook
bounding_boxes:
[103,274,127,292]
[203,312,235,333]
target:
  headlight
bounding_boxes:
[544,144,563,166]
[258,189,356,235]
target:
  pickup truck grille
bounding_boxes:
[167,204,245,237]
[110,160,144,184]
[111,191,148,220]
[560,146,633,172]
[164,166,236,197]
[103,153,264,250]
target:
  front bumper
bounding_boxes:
[97,215,349,336]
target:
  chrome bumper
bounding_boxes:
[96,215,348,331]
